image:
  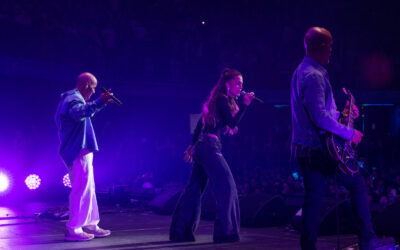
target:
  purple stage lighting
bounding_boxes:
[25,174,41,190]
[63,173,72,188]
[0,173,10,192]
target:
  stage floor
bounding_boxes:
[0,202,358,250]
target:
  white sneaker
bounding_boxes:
[65,231,95,242]
[83,227,111,238]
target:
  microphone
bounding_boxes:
[101,87,123,105]
[241,91,264,103]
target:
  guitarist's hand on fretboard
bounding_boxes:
[351,129,363,145]
[342,101,360,119]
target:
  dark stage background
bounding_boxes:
[0,0,399,208]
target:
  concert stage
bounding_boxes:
[0,202,358,250]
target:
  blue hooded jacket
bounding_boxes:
[55,89,106,167]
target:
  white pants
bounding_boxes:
[66,149,100,234]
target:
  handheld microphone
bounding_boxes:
[101,87,123,105]
[241,91,264,103]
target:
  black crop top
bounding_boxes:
[191,95,247,144]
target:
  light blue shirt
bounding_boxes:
[291,56,354,148]
[55,89,106,167]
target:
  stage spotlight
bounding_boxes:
[25,174,41,190]
[0,173,9,192]
[63,173,72,188]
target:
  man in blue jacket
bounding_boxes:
[291,27,393,250]
[55,72,113,241]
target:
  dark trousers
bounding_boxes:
[297,150,376,250]
[169,137,240,242]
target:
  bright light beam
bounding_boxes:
[25,174,41,190]
[0,174,10,192]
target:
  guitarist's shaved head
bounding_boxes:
[304,27,333,65]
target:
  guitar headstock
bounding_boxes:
[342,87,356,127]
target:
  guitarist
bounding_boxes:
[290,27,393,250]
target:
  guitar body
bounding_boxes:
[325,133,359,176]
[324,88,360,176]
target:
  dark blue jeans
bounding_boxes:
[297,150,376,250]
[170,137,240,242]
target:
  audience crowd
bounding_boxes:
[128,118,400,209]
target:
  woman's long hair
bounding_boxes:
[202,68,241,127]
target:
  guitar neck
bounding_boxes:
[347,96,355,128]
[348,112,354,128]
